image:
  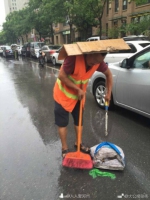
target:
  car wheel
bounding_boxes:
[94,81,114,109]
[52,57,56,65]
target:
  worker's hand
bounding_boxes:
[77,89,85,100]
[105,93,111,106]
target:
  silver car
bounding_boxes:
[88,45,150,118]
[30,42,45,58]
[41,45,61,63]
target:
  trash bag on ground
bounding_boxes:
[90,142,125,170]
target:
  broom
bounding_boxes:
[62,98,93,169]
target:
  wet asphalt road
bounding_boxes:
[0,56,150,200]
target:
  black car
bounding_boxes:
[21,43,31,57]
[3,46,14,58]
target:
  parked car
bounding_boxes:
[30,42,45,58]
[87,36,100,41]
[123,35,149,41]
[41,45,61,63]
[0,46,4,56]
[21,43,31,57]
[86,36,108,41]
[2,46,14,58]
[104,40,150,63]
[88,45,150,118]
[50,47,64,65]
[0,45,8,56]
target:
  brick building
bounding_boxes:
[53,0,150,45]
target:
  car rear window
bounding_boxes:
[35,43,45,48]
[6,46,11,50]
[138,43,150,48]
[49,45,61,50]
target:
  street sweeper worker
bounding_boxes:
[53,53,113,159]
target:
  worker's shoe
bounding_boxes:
[74,143,90,154]
[62,149,69,159]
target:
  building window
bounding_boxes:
[107,0,109,14]
[122,0,127,10]
[106,23,108,36]
[63,22,68,26]
[121,19,126,37]
[115,0,119,12]
[53,23,58,27]
[114,21,118,27]
[131,17,139,23]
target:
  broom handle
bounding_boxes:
[77,89,83,152]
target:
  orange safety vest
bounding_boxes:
[53,55,100,112]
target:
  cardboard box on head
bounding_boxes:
[58,38,131,60]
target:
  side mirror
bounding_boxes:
[120,58,130,69]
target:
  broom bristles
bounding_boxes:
[63,157,93,169]
[63,153,93,169]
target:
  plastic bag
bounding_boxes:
[90,142,125,170]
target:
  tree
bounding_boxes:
[0,31,7,44]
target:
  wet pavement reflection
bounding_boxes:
[0,56,150,200]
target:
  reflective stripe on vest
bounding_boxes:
[68,75,89,85]
[57,75,89,100]
[57,79,78,100]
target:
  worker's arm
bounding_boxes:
[103,68,113,104]
[58,68,85,100]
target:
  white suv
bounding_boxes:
[86,36,100,41]
[105,40,150,63]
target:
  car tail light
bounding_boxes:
[49,50,55,55]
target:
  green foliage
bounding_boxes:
[0,31,7,44]
[122,16,150,35]
[108,27,119,38]
[1,0,108,43]
[1,0,149,44]
[135,0,150,6]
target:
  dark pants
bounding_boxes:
[54,100,83,127]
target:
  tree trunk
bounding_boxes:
[69,23,73,43]
[99,19,102,39]
[26,34,28,42]
[21,36,24,44]
[50,24,54,44]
